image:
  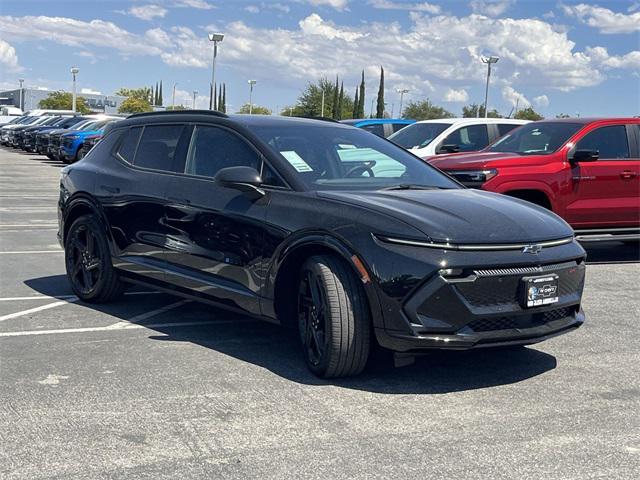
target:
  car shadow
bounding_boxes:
[25,274,558,394]
[583,241,639,264]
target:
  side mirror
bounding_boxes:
[437,144,460,154]
[213,166,265,198]
[571,149,599,163]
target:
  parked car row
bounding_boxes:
[0,111,119,163]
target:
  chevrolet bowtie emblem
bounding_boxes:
[522,244,543,254]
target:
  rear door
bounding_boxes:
[101,123,191,282]
[163,124,276,316]
[565,123,640,227]
[438,123,490,153]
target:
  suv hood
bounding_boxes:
[318,189,572,244]
[427,151,521,170]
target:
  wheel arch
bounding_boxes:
[62,194,112,248]
[266,234,382,331]
[503,189,553,210]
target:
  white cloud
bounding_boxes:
[444,88,469,102]
[75,50,98,64]
[470,0,514,17]
[586,46,640,70]
[174,0,215,9]
[533,94,549,107]
[542,10,555,19]
[245,5,260,14]
[299,14,364,41]
[307,0,349,11]
[128,5,168,21]
[0,39,22,72]
[369,0,441,13]
[502,86,530,107]
[562,3,640,34]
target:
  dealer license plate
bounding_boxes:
[521,274,559,308]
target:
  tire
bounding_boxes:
[64,214,126,303]
[298,255,371,378]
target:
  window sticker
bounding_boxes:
[280,150,313,172]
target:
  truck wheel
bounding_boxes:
[298,255,370,378]
[64,214,126,303]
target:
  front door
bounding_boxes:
[565,124,640,228]
[163,124,273,316]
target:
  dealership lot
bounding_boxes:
[0,147,639,479]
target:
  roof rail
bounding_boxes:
[293,115,340,123]
[128,109,229,119]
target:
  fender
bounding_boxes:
[260,231,385,330]
[62,193,117,254]
[489,180,560,213]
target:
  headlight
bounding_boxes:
[446,169,498,188]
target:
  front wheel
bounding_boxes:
[65,214,126,303]
[298,255,371,378]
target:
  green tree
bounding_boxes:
[166,104,187,111]
[238,103,271,115]
[116,87,153,114]
[38,91,91,113]
[331,76,339,119]
[514,106,544,121]
[217,84,223,112]
[402,99,453,120]
[293,78,354,118]
[376,67,384,118]
[358,70,365,118]
[158,81,163,106]
[221,83,226,113]
[352,86,359,119]
[336,81,344,120]
[462,103,502,118]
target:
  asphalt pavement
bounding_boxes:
[0,147,639,479]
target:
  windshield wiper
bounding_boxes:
[380,184,445,191]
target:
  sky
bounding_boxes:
[0,0,638,117]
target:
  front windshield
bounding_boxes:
[489,122,584,155]
[252,123,459,191]
[388,122,450,149]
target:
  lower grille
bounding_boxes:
[466,307,573,332]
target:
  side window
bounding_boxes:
[134,124,187,172]
[392,123,408,133]
[117,126,142,163]
[361,124,385,137]
[497,123,520,137]
[185,125,260,178]
[576,125,630,159]
[261,163,285,187]
[443,125,490,152]
[85,129,123,160]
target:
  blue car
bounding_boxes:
[59,119,118,163]
[340,118,415,138]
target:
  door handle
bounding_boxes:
[100,184,120,194]
[168,196,191,204]
[620,170,637,180]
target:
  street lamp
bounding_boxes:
[247,79,256,114]
[18,79,24,111]
[70,67,79,112]
[192,90,198,110]
[481,56,499,118]
[396,88,409,118]
[208,32,224,110]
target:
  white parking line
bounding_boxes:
[0,319,250,338]
[0,291,161,302]
[0,224,58,228]
[0,299,78,322]
[0,195,58,198]
[0,250,62,254]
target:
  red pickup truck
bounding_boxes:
[427,118,640,241]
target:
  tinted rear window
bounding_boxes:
[134,124,187,172]
[117,127,142,163]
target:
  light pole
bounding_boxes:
[247,79,256,114]
[18,79,24,111]
[396,88,409,118]
[70,67,79,112]
[192,90,198,110]
[208,32,224,110]
[172,82,178,109]
[481,56,499,118]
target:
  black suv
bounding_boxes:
[59,111,586,378]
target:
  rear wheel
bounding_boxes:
[298,255,370,378]
[64,214,126,303]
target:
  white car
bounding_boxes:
[388,118,529,158]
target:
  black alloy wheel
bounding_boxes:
[298,255,370,378]
[65,215,126,302]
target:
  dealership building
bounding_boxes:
[0,88,125,114]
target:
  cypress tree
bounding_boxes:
[154,82,159,106]
[353,87,359,119]
[217,86,223,112]
[213,83,217,111]
[331,75,338,119]
[376,66,385,118]
[158,81,163,106]
[358,70,365,118]
[222,83,226,113]
[337,81,344,120]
